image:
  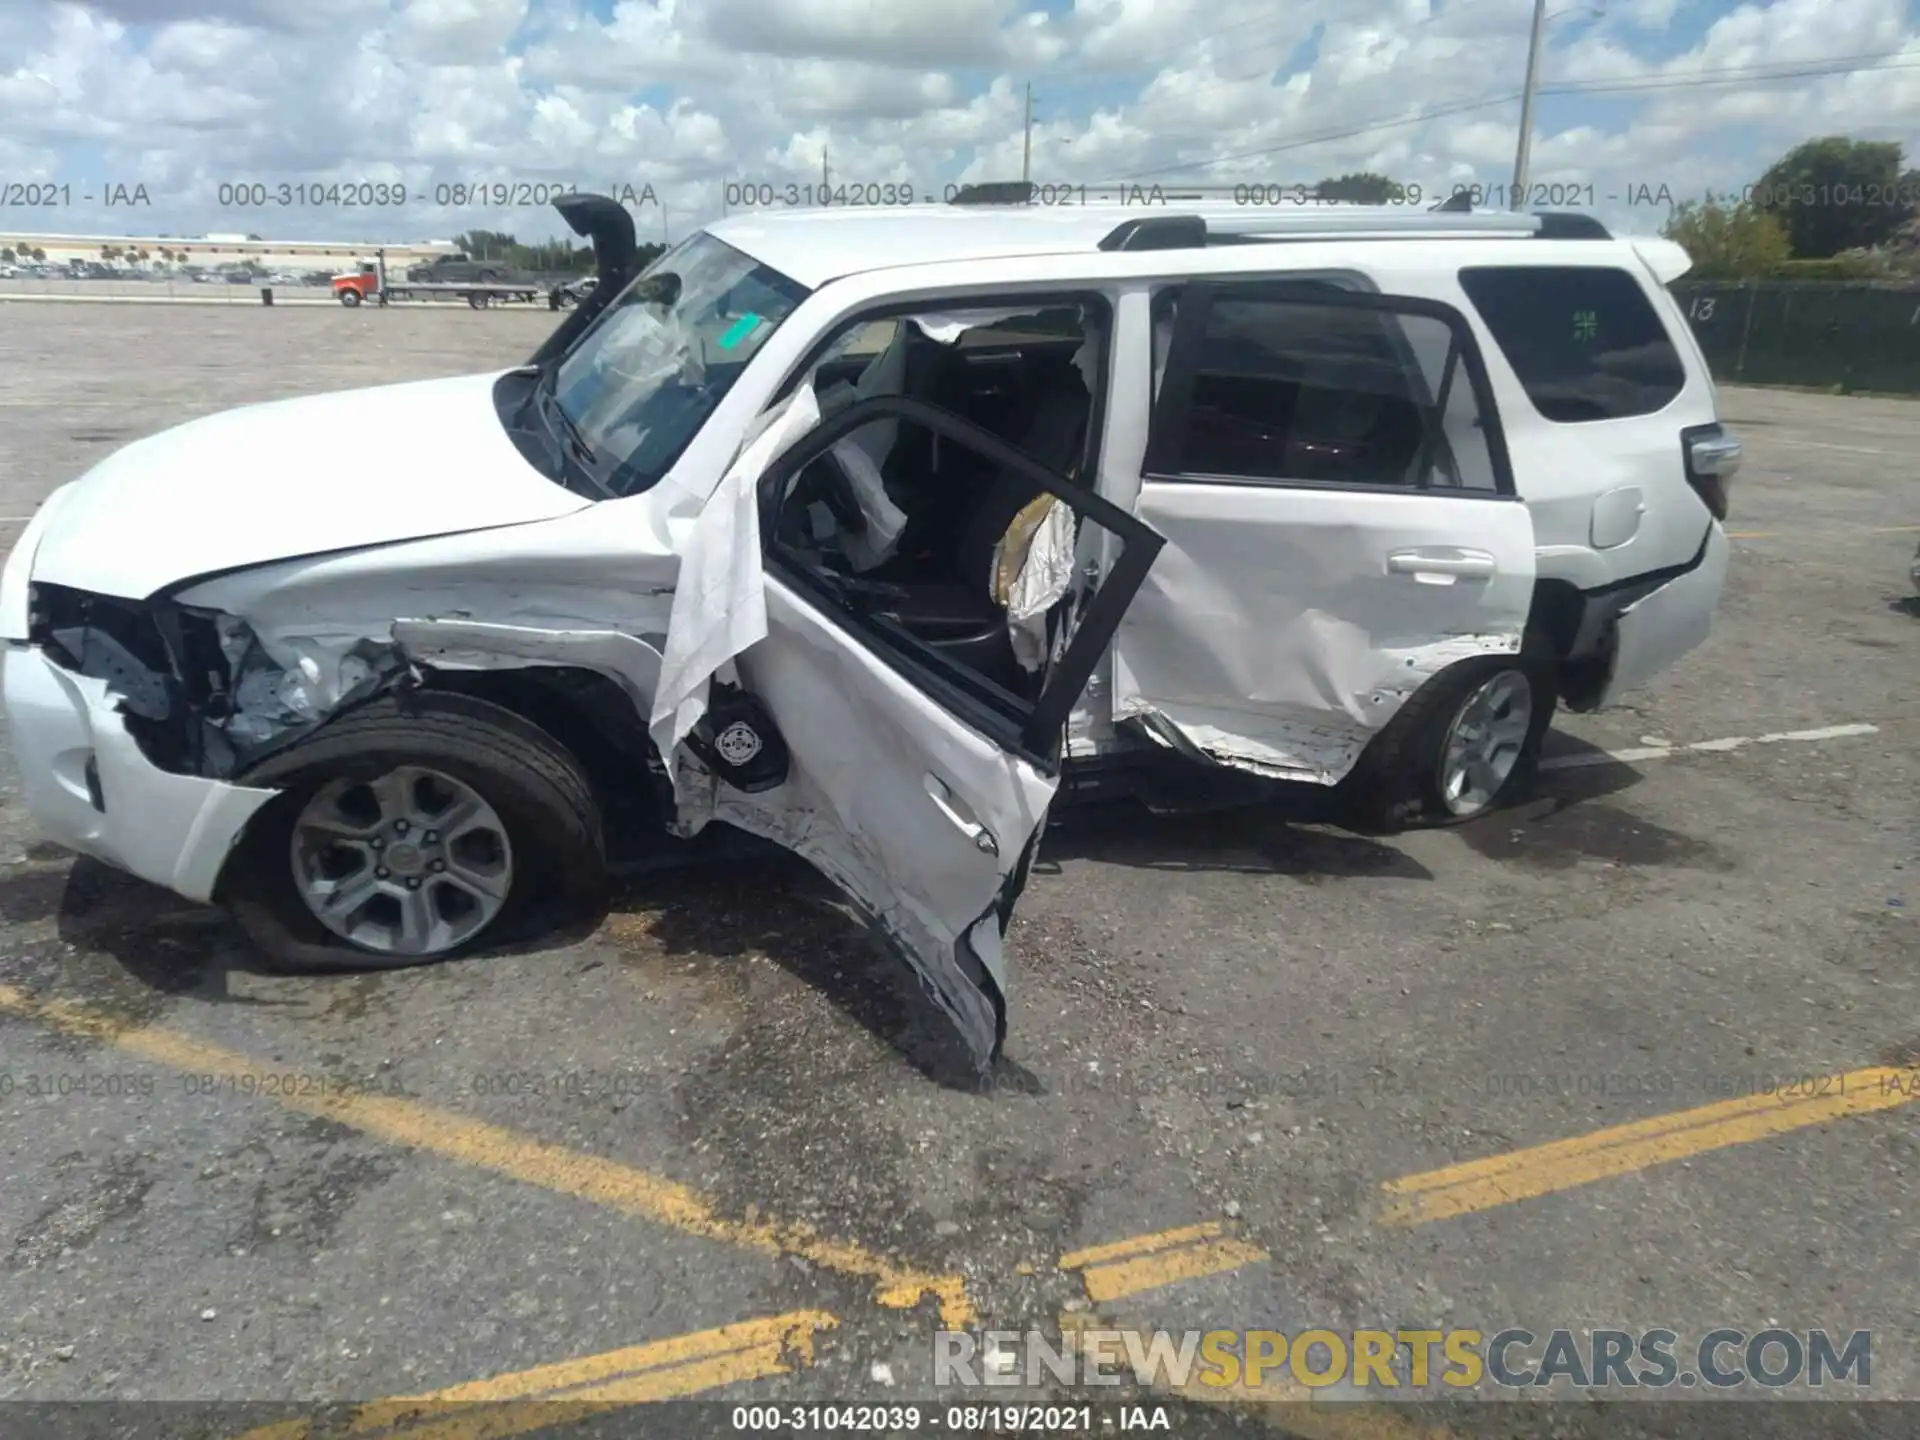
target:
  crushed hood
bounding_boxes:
[29,372,592,600]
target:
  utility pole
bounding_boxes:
[1021,84,1033,185]
[822,143,830,188]
[1510,0,1548,209]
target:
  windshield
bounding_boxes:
[552,232,809,497]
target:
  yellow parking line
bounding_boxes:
[1380,1066,1920,1227]
[1724,530,1776,539]
[1057,1221,1227,1270]
[0,984,972,1325]
[1060,1221,1268,1303]
[231,1309,836,1440]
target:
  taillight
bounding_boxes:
[1681,422,1741,521]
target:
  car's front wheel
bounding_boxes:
[1342,632,1557,832]
[224,693,606,972]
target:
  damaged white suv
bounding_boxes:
[0,193,1738,1070]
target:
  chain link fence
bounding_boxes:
[1670,280,1920,395]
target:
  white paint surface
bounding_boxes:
[1540,723,1880,772]
[27,371,589,599]
[1114,482,1536,785]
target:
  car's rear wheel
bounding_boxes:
[224,693,605,972]
[1342,631,1557,832]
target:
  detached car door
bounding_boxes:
[694,395,1162,1074]
[1112,278,1536,785]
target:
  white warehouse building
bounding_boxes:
[0,230,461,273]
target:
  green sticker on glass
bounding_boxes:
[718,313,763,349]
[1572,309,1598,342]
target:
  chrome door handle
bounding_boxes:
[925,773,999,856]
[1387,549,1497,580]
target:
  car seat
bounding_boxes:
[875,355,1093,682]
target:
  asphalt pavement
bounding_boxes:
[0,302,1913,1440]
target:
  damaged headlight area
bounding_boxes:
[29,582,408,779]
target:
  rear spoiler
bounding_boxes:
[1631,237,1693,285]
[526,193,643,367]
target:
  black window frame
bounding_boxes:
[770,289,1116,486]
[1457,263,1689,425]
[758,394,1163,773]
[1145,279,1519,499]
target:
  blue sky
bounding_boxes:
[0,0,1915,248]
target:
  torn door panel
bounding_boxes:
[700,575,1060,1074]
[704,751,1011,1070]
[1114,599,1520,785]
[1112,483,1533,786]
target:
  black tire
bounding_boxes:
[338,288,361,307]
[468,291,490,309]
[1341,628,1558,834]
[223,692,606,973]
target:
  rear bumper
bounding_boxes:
[1592,521,1730,709]
[2,643,280,903]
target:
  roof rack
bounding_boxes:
[1096,208,1578,251]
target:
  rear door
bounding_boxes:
[1113,278,1535,784]
[692,395,1162,1073]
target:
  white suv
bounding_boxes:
[0,193,1737,1068]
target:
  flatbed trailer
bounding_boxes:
[330,252,548,309]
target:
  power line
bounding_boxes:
[1093,47,1920,182]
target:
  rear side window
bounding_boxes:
[1459,266,1686,422]
[1147,285,1506,493]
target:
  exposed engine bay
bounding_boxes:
[30,582,411,782]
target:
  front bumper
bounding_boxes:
[1593,521,1730,710]
[3,644,280,903]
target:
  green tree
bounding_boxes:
[1661,197,1791,279]
[0,247,14,263]
[1753,136,1905,257]
[30,247,45,262]
[455,229,519,261]
[1313,172,1410,204]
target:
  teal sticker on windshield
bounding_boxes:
[718,313,763,349]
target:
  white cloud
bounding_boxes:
[0,0,1911,246]
[393,0,532,64]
